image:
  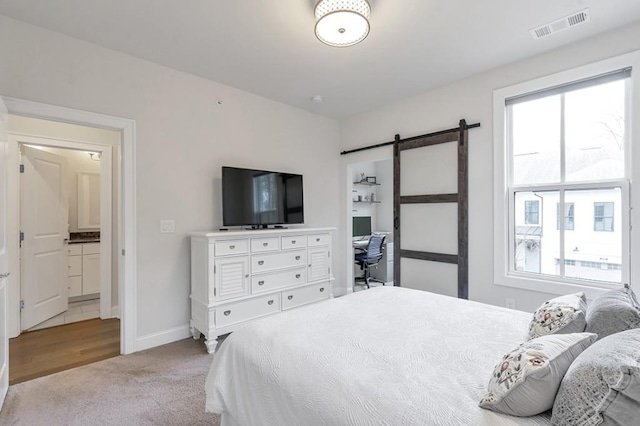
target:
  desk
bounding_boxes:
[352,238,370,250]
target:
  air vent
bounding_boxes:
[530,8,590,40]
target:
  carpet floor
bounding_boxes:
[0,337,221,425]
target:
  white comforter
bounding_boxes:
[205,286,552,425]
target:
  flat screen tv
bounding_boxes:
[222,166,304,228]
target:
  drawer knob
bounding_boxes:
[316,238,320,242]
[320,288,325,292]
[229,245,235,250]
[267,300,274,305]
[288,295,293,300]
[295,274,301,279]
[224,310,231,316]
[295,256,301,260]
[258,260,265,265]
[258,280,265,286]
[292,240,296,244]
[245,274,249,278]
[263,242,268,247]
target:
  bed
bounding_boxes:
[205,286,552,425]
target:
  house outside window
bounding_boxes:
[557,203,575,231]
[524,200,540,224]
[594,202,614,232]
[493,54,636,296]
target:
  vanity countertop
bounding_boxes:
[68,239,100,244]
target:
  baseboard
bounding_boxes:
[135,325,191,352]
[111,306,120,318]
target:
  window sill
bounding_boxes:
[494,273,617,299]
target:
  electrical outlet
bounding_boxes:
[505,298,516,309]
[160,219,175,234]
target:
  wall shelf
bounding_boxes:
[353,181,381,186]
[353,200,381,204]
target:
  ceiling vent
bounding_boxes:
[530,9,590,40]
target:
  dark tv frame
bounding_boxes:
[221,166,304,229]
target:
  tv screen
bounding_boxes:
[222,166,304,227]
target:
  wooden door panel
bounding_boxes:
[0,97,9,407]
[21,145,69,330]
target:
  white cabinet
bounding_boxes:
[190,228,335,353]
[214,256,249,301]
[66,242,101,297]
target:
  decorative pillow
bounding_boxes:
[528,292,587,339]
[479,332,597,417]
[585,284,640,340]
[551,329,640,426]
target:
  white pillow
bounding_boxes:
[528,292,587,339]
[479,332,597,417]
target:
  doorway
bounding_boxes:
[348,158,394,292]
[7,117,120,381]
[18,140,110,331]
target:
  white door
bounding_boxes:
[21,145,69,330]
[0,98,10,407]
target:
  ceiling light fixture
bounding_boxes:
[314,0,370,48]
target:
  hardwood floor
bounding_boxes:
[9,318,120,385]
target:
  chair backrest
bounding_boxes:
[366,235,386,262]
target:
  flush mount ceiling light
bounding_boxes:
[315,0,371,47]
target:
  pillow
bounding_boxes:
[528,292,587,339]
[585,284,640,340]
[551,329,640,426]
[479,332,597,417]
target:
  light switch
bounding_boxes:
[160,220,175,234]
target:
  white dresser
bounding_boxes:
[190,227,335,353]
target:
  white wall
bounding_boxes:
[374,159,393,234]
[340,21,640,312]
[0,16,341,343]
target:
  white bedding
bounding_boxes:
[205,286,552,425]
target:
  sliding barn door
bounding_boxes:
[394,120,468,298]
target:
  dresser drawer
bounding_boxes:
[215,239,249,256]
[282,282,330,310]
[251,267,306,294]
[307,233,330,247]
[251,249,306,273]
[82,242,101,255]
[68,255,82,276]
[281,235,306,250]
[67,245,82,256]
[251,237,280,253]
[215,294,280,328]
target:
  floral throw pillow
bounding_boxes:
[479,333,597,417]
[528,292,587,339]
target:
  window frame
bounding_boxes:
[594,201,614,232]
[557,202,575,231]
[493,52,639,298]
[524,200,540,225]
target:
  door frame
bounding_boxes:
[3,97,137,355]
[342,150,393,296]
[13,135,112,328]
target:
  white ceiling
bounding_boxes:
[1,0,639,119]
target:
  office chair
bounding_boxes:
[354,234,386,288]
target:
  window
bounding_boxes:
[594,202,614,232]
[557,203,575,230]
[524,200,540,224]
[493,55,635,294]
